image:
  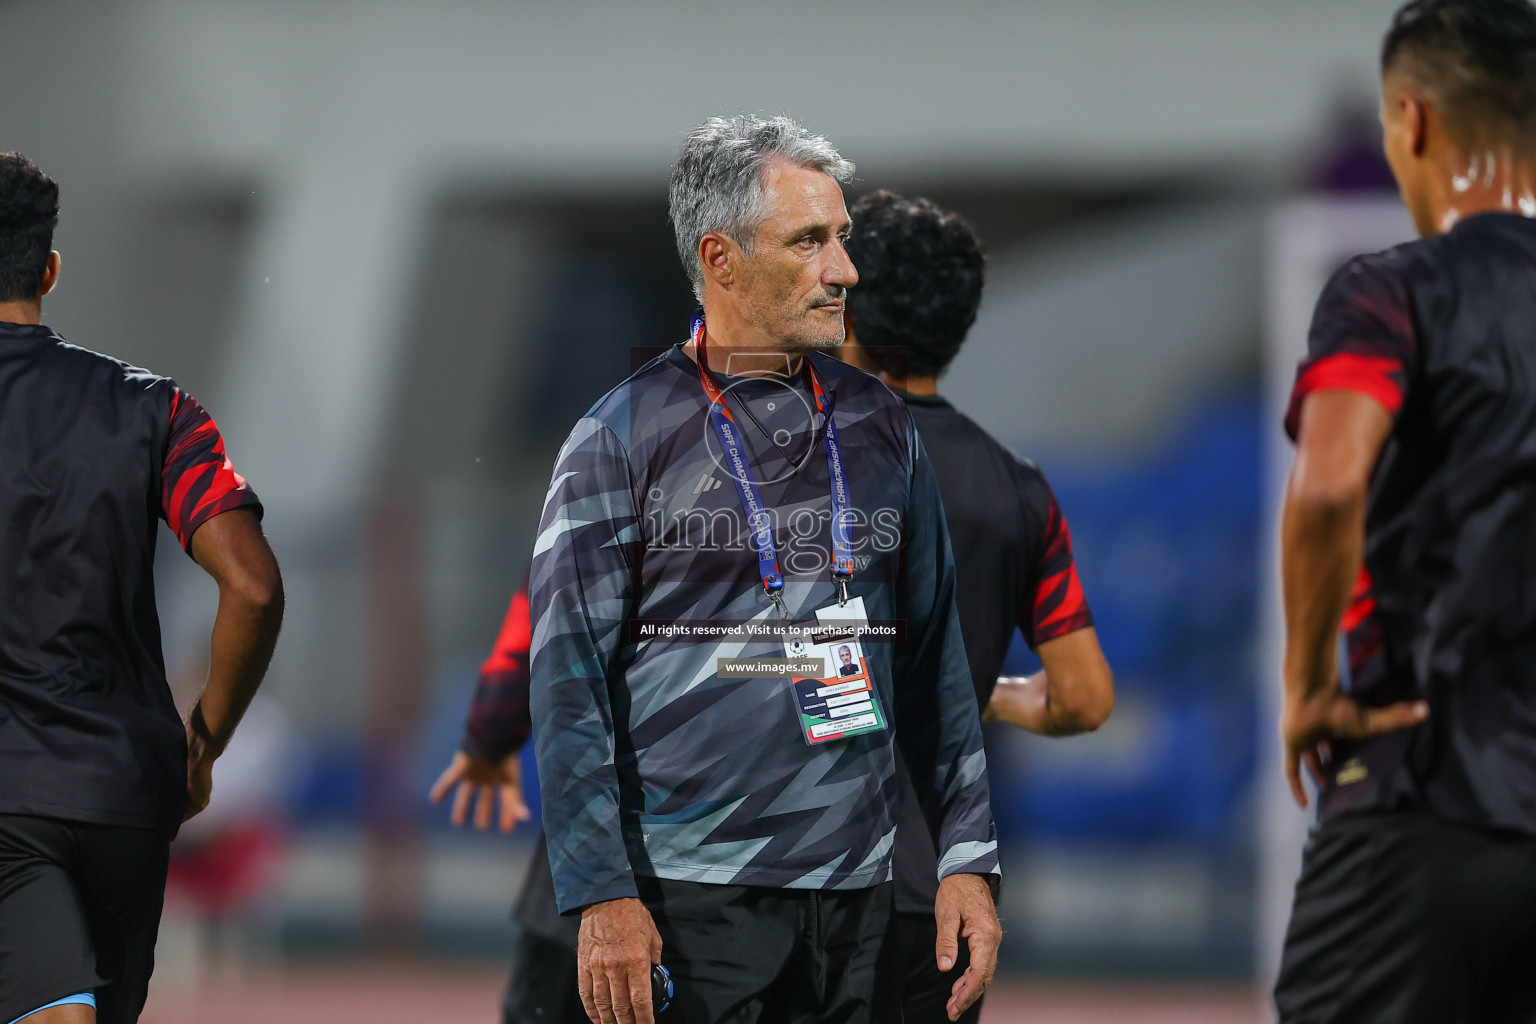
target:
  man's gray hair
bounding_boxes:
[669,114,855,301]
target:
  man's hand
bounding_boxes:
[429,750,532,832]
[577,897,663,1024]
[1282,681,1427,807]
[183,704,217,822]
[934,873,1001,1022]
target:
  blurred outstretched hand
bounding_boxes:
[429,750,532,832]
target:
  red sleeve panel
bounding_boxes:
[1285,256,1416,440]
[461,568,534,762]
[161,389,263,552]
[1025,494,1094,648]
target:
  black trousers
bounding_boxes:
[872,911,980,1024]
[0,814,169,1024]
[1275,809,1536,1024]
[636,876,890,1024]
[504,926,587,1024]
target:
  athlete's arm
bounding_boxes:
[985,470,1112,736]
[984,627,1113,735]
[184,508,284,820]
[1281,390,1426,807]
[429,577,534,833]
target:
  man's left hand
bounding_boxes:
[934,872,1001,1021]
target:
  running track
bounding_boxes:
[142,964,1266,1023]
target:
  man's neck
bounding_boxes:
[0,301,42,326]
[1428,146,1536,234]
[891,375,939,397]
[685,296,805,378]
[871,371,938,397]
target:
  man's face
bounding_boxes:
[839,647,853,666]
[734,158,858,351]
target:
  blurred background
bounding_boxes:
[3,1,1418,1020]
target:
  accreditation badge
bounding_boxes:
[782,596,888,744]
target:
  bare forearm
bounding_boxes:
[195,583,284,752]
[985,673,1050,732]
[187,510,284,755]
[1282,391,1391,701]
[987,672,1100,736]
[1281,484,1363,700]
[986,629,1114,736]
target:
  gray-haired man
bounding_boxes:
[529,115,1001,1024]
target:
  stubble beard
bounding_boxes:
[738,260,845,354]
[741,294,845,355]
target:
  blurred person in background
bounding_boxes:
[529,115,1001,1024]
[0,154,283,1024]
[430,571,586,1024]
[1275,2,1536,1021]
[838,191,1114,1024]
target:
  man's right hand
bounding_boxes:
[577,897,663,1024]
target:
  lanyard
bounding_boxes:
[690,311,854,617]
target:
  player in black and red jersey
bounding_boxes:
[838,190,1114,1024]
[429,570,583,1024]
[0,154,283,1024]
[1275,3,1536,1021]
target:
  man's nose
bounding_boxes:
[825,239,858,290]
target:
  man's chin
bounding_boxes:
[796,318,846,350]
[800,333,845,350]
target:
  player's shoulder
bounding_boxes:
[566,343,691,457]
[914,396,1056,503]
[920,397,1038,470]
[1327,224,1473,300]
[1322,241,1422,297]
[997,445,1055,515]
[38,329,177,398]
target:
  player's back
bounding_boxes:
[903,393,1086,703]
[1293,211,1536,833]
[1,323,189,834]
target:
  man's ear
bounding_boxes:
[699,233,734,290]
[1403,94,1429,158]
[39,251,60,297]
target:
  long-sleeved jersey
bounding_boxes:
[529,342,998,914]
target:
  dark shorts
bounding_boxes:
[1275,809,1536,1024]
[872,911,981,1024]
[637,876,891,1024]
[0,814,169,1024]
